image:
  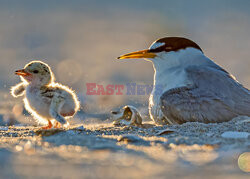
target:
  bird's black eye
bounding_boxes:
[33,70,39,74]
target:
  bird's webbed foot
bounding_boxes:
[41,120,53,130]
[53,121,69,128]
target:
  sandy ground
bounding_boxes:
[0,2,250,178]
[0,116,249,179]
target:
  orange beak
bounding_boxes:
[15,69,31,76]
[117,49,156,59]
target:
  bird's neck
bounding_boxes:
[151,48,205,93]
[27,82,50,89]
[26,76,53,88]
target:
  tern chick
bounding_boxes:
[11,61,80,129]
[111,105,142,126]
[118,37,250,124]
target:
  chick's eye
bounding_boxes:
[33,70,39,74]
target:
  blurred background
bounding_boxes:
[0,0,250,125]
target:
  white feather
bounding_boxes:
[149,48,208,124]
[149,42,165,50]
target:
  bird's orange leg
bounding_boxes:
[54,121,62,129]
[41,120,53,130]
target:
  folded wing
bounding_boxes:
[160,65,250,123]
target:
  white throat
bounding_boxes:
[151,48,206,94]
[148,48,208,124]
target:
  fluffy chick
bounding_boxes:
[11,61,80,129]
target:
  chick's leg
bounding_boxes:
[54,121,62,128]
[49,95,68,127]
[41,120,53,130]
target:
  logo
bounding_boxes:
[85,83,163,96]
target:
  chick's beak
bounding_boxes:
[117,49,156,59]
[15,69,31,76]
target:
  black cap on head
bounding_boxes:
[149,37,203,53]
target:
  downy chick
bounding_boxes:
[11,61,80,129]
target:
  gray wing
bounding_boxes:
[160,65,250,124]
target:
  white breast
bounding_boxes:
[148,48,204,124]
[149,69,189,124]
[25,86,52,119]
